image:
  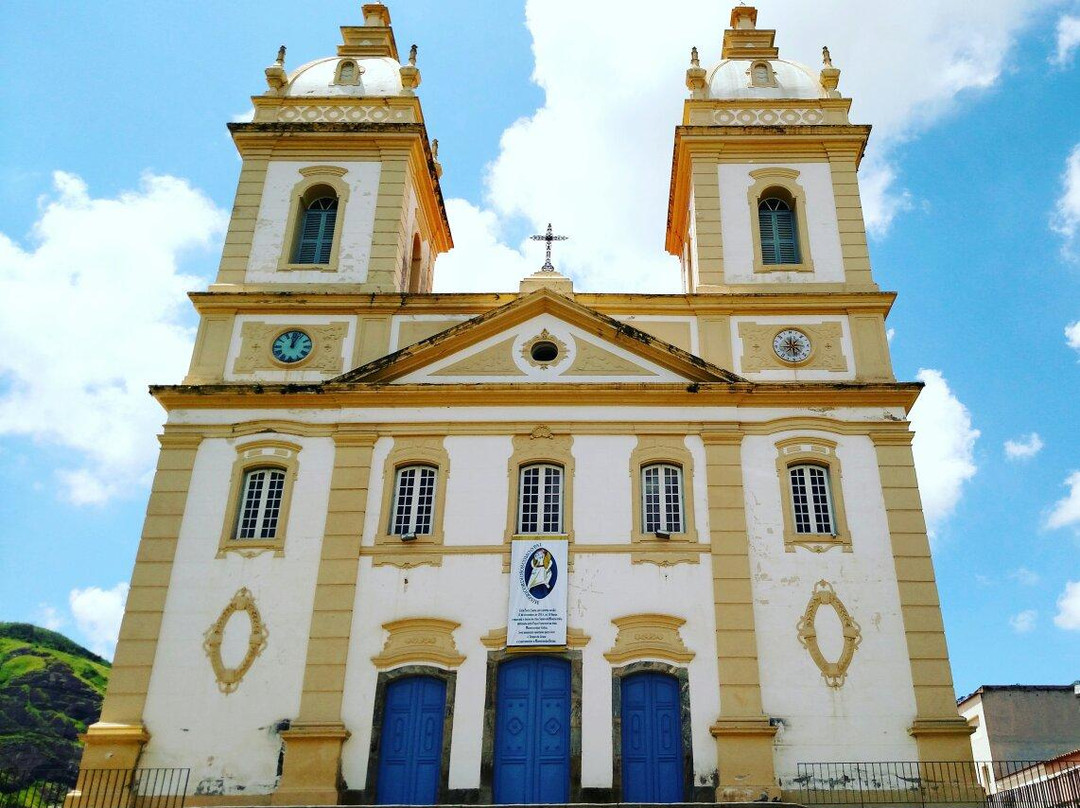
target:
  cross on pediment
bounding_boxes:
[530,223,569,272]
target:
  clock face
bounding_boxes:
[773,329,812,363]
[271,330,313,364]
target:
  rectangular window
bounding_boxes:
[789,464,834,534]
[518,464,563,534]
[392,465,437,535]
[642,464,684,533]
[237,468,287,539]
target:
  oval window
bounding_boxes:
[530,341,559,363]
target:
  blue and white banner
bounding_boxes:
[507,539,568,647]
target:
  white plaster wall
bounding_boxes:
[960,698,993,765]
[572,435,636,542]
[730,314,855,381]
[611,315,701,356]
[223,314,358,383]
[718,162,845,284]
[139,435,335,794]
[246,160,381,283]
[397,313,689,384]
[741,431,920,777]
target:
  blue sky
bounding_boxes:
[0,1,1078,697]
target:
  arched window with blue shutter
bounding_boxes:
[758,196,800,265]
[294,196,338,264]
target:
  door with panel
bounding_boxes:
[620,671,685,803]
[376,675,447,805]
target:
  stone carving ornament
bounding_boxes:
[203,588,269,694]
[796,580,861,688]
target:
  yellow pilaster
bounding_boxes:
[80,433,203,769]
[691,156,725,288]
[215,152,271,285]
[365,153,410,292]
[871,429,974,761]
[274,430,377,806]
[703,429,779,802]
[826,146,877,290]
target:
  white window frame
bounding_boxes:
[788,463,835,535]
[390,464,438,536]
[236,467,287,540]
[641,463,685,534]
[517,463,564,534]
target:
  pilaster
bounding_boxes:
[275,429,377,805]
[870,429,974,761]
[215,152,272,285]
[702,429,779,802]
[825,145,876,290]
[692,156,724,288]
[366,152,410,291]
[80,433,203,769]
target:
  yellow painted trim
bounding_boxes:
[796,580,861,687]
[747,168,815,274]
[774,436,851,553]
[603,614,695,665]
[276,170,351,273]
[504,428,575,543]
[217,439,301,558]
[202,588,269,693]
[371,618,465,669]
[628,436,700,566]
[373,436,450,567]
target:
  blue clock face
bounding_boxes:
[271,330,313,364]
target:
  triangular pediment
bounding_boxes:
[332,289,744,385]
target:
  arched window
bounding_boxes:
[758,196,800,265]
[391,464,438,536]
[641,463,684,534]
[407,233,423,293]
[788,463,834,534]
[236,467,287,539]
[293,196,338,264]
[518,463,563,534]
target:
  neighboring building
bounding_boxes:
[959,685,1080,791]
[79,4,975,804]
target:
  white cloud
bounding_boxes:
[1009,609,1038,633]
[1008,567,1041,586]
[435,199,535,292]
[1052,144,1080,259]
[35,604,66,632]
[886,328,896,344]
[434,0,1060,290]
[1046,470,1080,530]
[1004,432,1044,460]
[1066,321,1080,355]
[1052,15,1080,66]
[910,369,980,536]
[69,582,129,658]
[0,172,226,504]
[1054,581,1080,630]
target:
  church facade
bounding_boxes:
[80,4,975,804]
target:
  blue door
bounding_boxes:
[621,672,684,802]
[494,656,571,804]
[376,675,447,805]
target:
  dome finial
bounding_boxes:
[264,44,288,92]
[686,46,707,99]
[409,43,418,66]
[400,44,421,94]
[820,45,841,97]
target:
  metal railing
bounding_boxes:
[794,761,1080,808]
[0,768,189,808]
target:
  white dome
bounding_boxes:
[708,59,823,100]
[285,56,404,98]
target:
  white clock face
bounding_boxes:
[773,329,812,363]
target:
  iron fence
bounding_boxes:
[795,761,1080,808]
[0,768,188,808]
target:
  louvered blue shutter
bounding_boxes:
[294,198,338,264]
[759,198,800,265]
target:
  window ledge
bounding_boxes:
[278,262,339,273]
[754,260,815,274]
[217,539,285,559]
[783,531,852,553]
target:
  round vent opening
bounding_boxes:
[530,341,559,363]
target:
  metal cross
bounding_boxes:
[530,222,569,271]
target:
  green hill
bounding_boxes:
[0,623,110,784]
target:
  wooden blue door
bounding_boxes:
[376,675,446,805]
[494,656,571,804]
[621,671,684,802]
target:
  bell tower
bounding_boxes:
[667,6,874,294]
[212,2,451,295]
